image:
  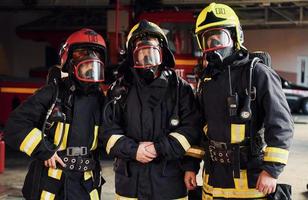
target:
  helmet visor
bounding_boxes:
[198,28,232,52]
[75,59,104,82]
[133,40,162,69]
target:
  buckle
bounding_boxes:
[66,146,88,156]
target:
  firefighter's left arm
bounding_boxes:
[154,79,202,161]
[255,64,294,179]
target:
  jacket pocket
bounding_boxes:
[113,158,129,177]
[162,160,183,177]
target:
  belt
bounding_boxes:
[58,147,96,172]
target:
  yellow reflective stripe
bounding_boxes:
[174,196,188,200]
[115,194,138,200]
[202,192,213,200]
[54,122,69,151]
[234,170,248,190]
[264,147,289,164]
[203,172,265,198]
[203,124,208,135]
[84,171,93,181]
[90,125,99,150]
[89,189,100,200]
[169,132,191,151]
[48,168,62,180]
[106,135,124,154]
[20,128,42,156]
[185,146,205,159]
[231,124,245,144]
[40,190,55,200]
[0,87,37,94]
[203,77,212,82]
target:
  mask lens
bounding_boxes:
[133,46,161,68]
[199,28,232,52]
[75,59,104,82]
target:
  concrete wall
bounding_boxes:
[244,28,308,83]
[0,11,49,78]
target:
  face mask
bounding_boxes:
[136,66,159,84]
[72,48,105,83]
[206,46,234,67]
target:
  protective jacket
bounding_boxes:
[196,52,294,199]
[4,78,105,200]
[101,68,201,200]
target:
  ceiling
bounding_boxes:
[1,0,308,29]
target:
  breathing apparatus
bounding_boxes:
[41,78,66,152]
[226,57,260,121]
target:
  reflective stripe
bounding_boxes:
[40,190,55,200]
[89,189,100,200]
[169,132,191,151]
[203,124,208,135]
[20,128,42,156]
[234,170,248,190]
[115,194,137,200]
[54,122,69,151]
[203,172,265,199]
[264,147,289,164]
[90,125,99,150]
[106,135,124,154]
[84,171,93,181]
[185,146,205,159]
[203,77,212,82]
[48,168,62,180]
[231,124,245,144]
[115,194,187,200]
[202,192,213,200]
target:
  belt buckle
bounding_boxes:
[80,146,87,156]
[66,147,88,156]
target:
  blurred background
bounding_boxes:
[1,0,308,199]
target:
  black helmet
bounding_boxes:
[126,20,175,68]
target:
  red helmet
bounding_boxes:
[59,28,106,72]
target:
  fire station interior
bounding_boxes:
[0,0,308,199]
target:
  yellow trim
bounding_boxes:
[115,194,137,200]
[84,171,93,181]
[203,172,266,199]
[106,135,124,154]
[90,125,99,150]
[54,123,69,151]
[202,192,213,200]
[203,124,208,135]
[203,77,212,82]
[231,124,245,144]
[48,168,62,180]
[169,132,191,151]
[115,194,187,200]
[185,146,205,159]
[40,190,55,200]
[175,59,197,66]
[20,128,42,156]
[89,189,100,200]
[0,87,38,94]
[234,170,248,190]
[264,147,289,164]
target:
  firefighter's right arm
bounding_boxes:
[4,85,56,160]
[100,96,139,161]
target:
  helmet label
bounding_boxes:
[215,8,226,15]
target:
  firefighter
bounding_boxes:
[101,20,200,200]
[191,3,294,199]
[4,28,106,200]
